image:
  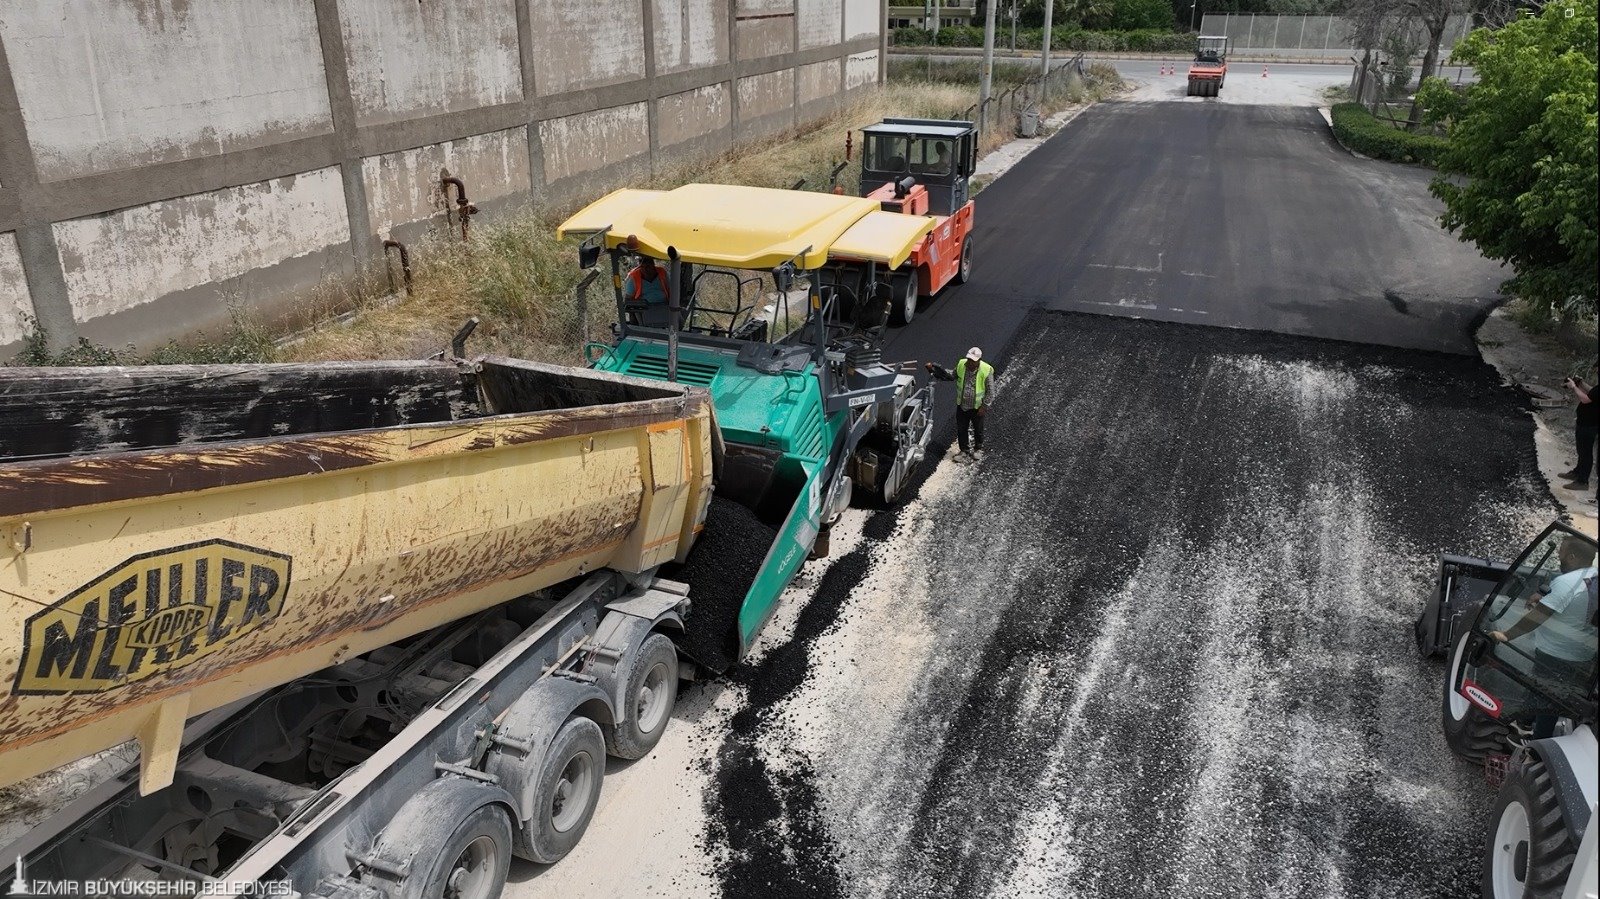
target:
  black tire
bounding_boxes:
[402,802,513,899]
[604,633,679,760]
[1441,626,1511,763]
[1480,758,1578,899]
[954,239,972,285]
[514,716,606,864]
[888,273,918,325]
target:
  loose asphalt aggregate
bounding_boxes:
[699,97,1552,898]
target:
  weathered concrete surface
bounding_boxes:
[799,0,844,49]
[737,69,796,138]
[657,84,732,149]
[0,232,33,346]
[538,103,651,185]
[0,0,331,181]
[736,0,796,61]
[362,128,531,239]
[798,58,844,108]
[844,0,879,39]
[338,0,522,125]
[654,0,730,73]
[0,0,881,356]
[53,167,349,325]
[530,0,645,96]
[846,50,880,88]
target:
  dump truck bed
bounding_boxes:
[0,357,715,791]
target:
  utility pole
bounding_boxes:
[931,0,940,35]
[979,0,997,135]
[1040,0,1054,102]
[1009,0,1018,51]
[1190,0,1199,31]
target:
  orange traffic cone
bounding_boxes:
[1262,65,1269,77]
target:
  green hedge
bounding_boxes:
[892,26,1191,53]
[1329,103,1450,167]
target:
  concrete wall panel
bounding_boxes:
[0,0,331,181]
[737,18,795,60]
[798,0,844,50]
[362,128,531,238]
[654,0,729,73]
[539,103,651,185]
[737,69,795,120]
[340,0,521,125]
[843,0,878,40]
[657,84,732,149]
[845,51,879,89]
[531,0,645,95]
[54,167,349,325]
[0,233,34,346]
[797,59,842,106]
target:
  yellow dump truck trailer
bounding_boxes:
[1,354,717,897]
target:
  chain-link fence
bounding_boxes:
[1198,13,1472,61]
[961,53,1089,136]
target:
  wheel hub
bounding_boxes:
[1490,800,1531,898]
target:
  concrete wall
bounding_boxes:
[0,0,884,355]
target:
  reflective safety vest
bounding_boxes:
[955,358,993,408]
[626,265,671,304]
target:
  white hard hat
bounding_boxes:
[966,347,982,361]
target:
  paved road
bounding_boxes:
[522,97,1545,898]
[704,102,1545,896]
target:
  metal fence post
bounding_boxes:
[575,269,599,347]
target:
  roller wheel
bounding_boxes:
[1481,758,1577,898]
[889,273,918,326]
[604,633,679,760]
[954,239,973,285]
[1441,625,1511,763]
[513,716,606,864]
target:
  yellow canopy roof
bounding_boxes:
[833,211,936,269]
[557,184,932,271]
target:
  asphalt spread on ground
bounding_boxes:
[702,100,1545,898]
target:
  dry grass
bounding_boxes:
[278,69,1120,365]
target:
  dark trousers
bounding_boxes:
[1574,420,1597,482]
[955,407,985,453]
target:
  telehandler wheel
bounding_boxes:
[604,633,679,760]
[1481,758,1577,899]
[889,273,918,326]
[954,239,973,285]
[1441,626,1510,763]
[514,716,606,864]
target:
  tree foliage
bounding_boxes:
[1418,0,1598,316]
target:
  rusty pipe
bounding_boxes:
[382,239,412,296]
[440,176,478,242]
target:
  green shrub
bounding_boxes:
[1329,103,1450,167]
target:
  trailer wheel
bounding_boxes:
[407,804,512,899]
[378,779,514,899]
[889,273,917,326]
[1441,626,1510,763]
[954,239,973,285]
[514,716,606,864]
[1481,758,1577,899]
[605,633,679,760]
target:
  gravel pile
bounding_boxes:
[673,496,779,674]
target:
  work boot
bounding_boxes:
[1558,469,1581,479]
[954,451,972,464]
[971,447,984,460]
[1563,478,1592,491]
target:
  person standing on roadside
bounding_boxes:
[1560,362,1597,490]
[926,347,996,462]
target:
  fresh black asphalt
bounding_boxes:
[706,101,1548,898]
